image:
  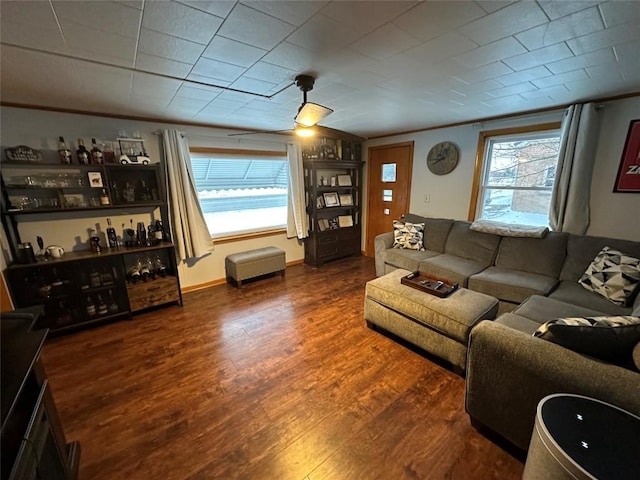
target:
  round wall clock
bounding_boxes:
[427,141,459,175]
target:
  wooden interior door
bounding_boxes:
[365,142,414,256]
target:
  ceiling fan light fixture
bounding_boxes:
[295,125,315,137]
[295,102,334,127]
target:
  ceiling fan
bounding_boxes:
[228,74,365,142]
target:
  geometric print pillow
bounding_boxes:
[578,247,640,306]
[534,315,640,364]
[392,220,425,250]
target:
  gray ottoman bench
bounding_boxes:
[364,269,498,373]
[225,247,285,288]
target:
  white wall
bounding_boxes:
[362,97,640,242]
[0,107,305,289]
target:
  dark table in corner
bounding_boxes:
[1,306,80,480]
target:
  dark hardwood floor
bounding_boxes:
[42,255,524,480]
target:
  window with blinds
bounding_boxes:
[189,149,288,237]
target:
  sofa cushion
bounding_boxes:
[468,267,558,304]
[560,234,640,282]
[418,254,488,288]
[392,220,425,250]
[634,342,640,371]
[383,248,440,273]
[549,281,632,316]
[578,246,640,307]
[404,215,454,253]
[495,312,544,334]
[444,221,501,266]
[533,315,640,364]
[513,295,608,324]
[494,232,568,277]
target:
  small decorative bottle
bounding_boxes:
[85,295,96,316]
[58,136,73,164]
[76,139,90,165]
[90,138,104,164]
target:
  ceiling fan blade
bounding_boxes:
[295,102,333,127]
[227,128,293,137]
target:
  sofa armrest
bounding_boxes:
[374,232,394,277]
[465,319,640,451]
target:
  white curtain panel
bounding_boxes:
[286,141,309,239]
[161,130,214,262]
[549,103,600,234]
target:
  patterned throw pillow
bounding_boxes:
[578,247,640,306]
[392,220,425,250]
[534,316,640,364]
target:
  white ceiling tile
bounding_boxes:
[217,3,295,49]
[393,1,485,42]
[502,43,574,71]
[202,36,267,67]
[546,47,616,74]
[614,40,640,67]
[453,37,526,68]
[178,0,235,18]
[286,13,361,54]
[73,62,133,96]
[143,1,223,44]
[321,1,418,35]
[403,32,478,64]
[458,1,548,45]
[166,96,211,110]
[599,0,640,28]
[537,1,600,20]
[136,53,193,78]
[138,28,206,64]
[586,63,625,81]
[531,69,590,88]
[351,23,422,61]
[186,73,232,88]
[241,0,327,26]
[175,84,223,101]
[519,84,570,100]
[453,61,514,84]
[450,79,503,95]
[260,42,314,72]
[0,1,59,28]
[53,1,141,39]
[486,82,538,98]
[567,21,640,55]
[229,76,278,95]
[515,7,605,51]
[0,20,66,53]
[243,62,296,84]
[191,57,246,82]
[495,65,553,86]
[132,72,183,94]
[480,93,530,109]
[476,1,517,14]
[65,26,137,67]
[115,1,143,10]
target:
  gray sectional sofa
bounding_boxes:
[374,213,640,452]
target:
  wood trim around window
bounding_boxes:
[467,122,562,221]
[189,147,286,157]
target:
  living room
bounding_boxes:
[2,1,640,479]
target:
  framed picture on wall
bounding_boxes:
[613,119,640,193]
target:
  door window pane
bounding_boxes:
[382,163,396,182]
[383,189,392,202]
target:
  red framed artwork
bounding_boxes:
[613,119,640,193]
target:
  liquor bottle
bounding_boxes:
[85,295,96,316]
[140,257,151,282]
[154,219,164,242]
[106,218,118,248]
[58,136,73,164]
[154,255,167,277]
[100,188,110,206]
[96,294,108,315]
[76,139,90,165]
[89,266,102,287]
[107,289,119,313]
[91,138,104,164]
[128,257,141,283]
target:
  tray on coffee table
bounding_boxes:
[400,271,459,298]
